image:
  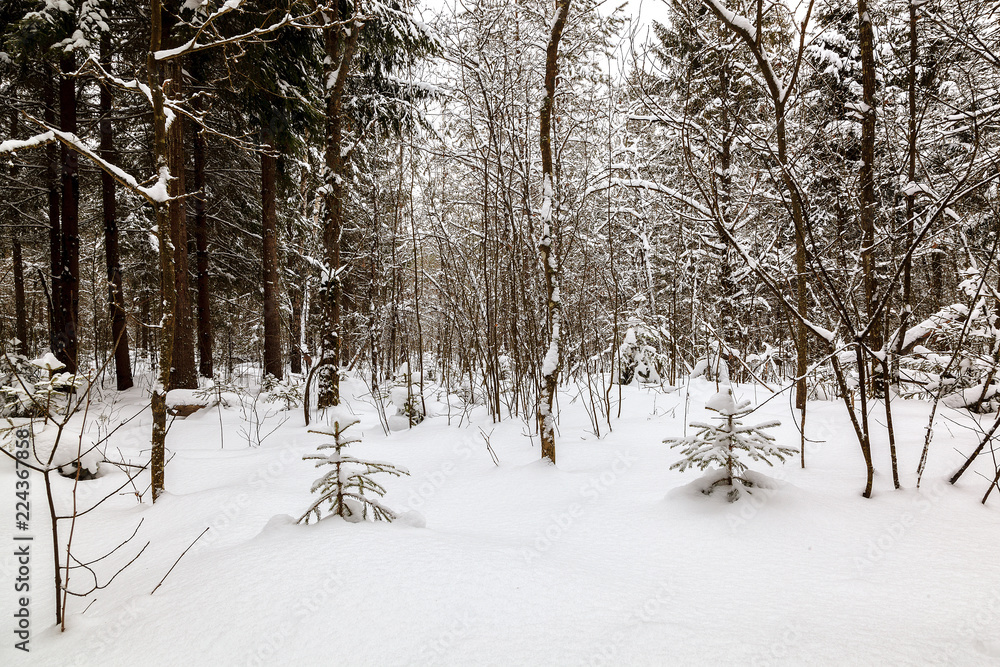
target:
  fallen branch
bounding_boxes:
[150,527,210,595]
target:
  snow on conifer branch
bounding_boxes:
[298,417,409,524]
[665,387,794,502]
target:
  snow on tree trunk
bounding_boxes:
[148,0,175,503]
[537,0,571,466]
[317,7,361,410]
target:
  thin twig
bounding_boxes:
[150,527,210,595]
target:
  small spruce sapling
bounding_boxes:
[665,387,795,501]
[616,325,663,385]
[389,362,425,427]
[298,418,409,524]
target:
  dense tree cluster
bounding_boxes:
[1,0,999,497]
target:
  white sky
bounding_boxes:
[418,0,671,31]
[416,0,673,78]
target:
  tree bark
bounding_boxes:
[903,2,917,321]
[100,32,134,390]
[44,73,63,360]
[8,113,29,357]
[192,100,213,378]
[290,290,303,375]
[59,53,79,373]
[317,5,361,409]
[698,0,819,479]
[13,239,28,356]
[166,53,197,390]
[537,0,571,465]
[261,133,283,380]
[858,0,882,402]
[149,0,177,502]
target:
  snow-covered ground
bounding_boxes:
[4,374,1000,666]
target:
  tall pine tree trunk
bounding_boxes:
[167,55,197,390]
[13,238,27,356]
[8,113,29,356]
[290,291,303,375]
[537,0,571,465]
[716,66,738,379]
[317,6,360,409]
[100,33,134,390]
[858,0,879,341]
[774,100,811,476]
[858,0,882,400]
[44,73,63,359]
[261,132,283,380]
[59,53,79,373]
[149,0,177,502]
[699,0,814,475]
[192,97,213,379]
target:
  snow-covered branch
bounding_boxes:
[13,114,171,206]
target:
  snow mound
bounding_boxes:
[0,419,102,475]
[396,510,427,528]
[166,389,211,408]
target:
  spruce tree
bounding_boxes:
[665,387,794,501]
[299,417,409,524]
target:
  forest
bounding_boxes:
[1,0,1000,664]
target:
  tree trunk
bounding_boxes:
[903,2,918,324]
[8,113,29,357]
[775,101,812,475]
[317,6,361,409]
[537,0,571,465]
[716,66,738,369]
[13,239,28,356]
[44,73,63,360]
[150,0,177,502]
[167,55,197,390]
[192,105,214,378]
[100,33,134,390]
[59,53,79,373]
[290,290,303,375]
[858,0,882,399]
[261,133,283,380]
[698,0,813,475]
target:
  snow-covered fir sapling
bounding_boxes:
[1,352,81,420]
[389,361,425,427]
[616,326,662,385]
[262,377,305,411]
[665,387,795,501]
[298,417,409,524]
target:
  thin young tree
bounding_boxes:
[537,0,571,464]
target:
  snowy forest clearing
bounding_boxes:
[4,375,1000,666]
[4,0,1000,662]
